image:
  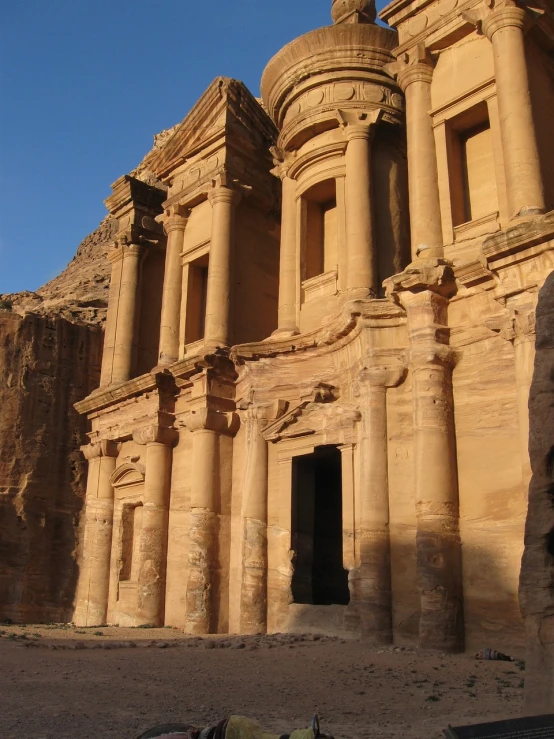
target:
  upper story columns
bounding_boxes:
[344,119,379,296]
[482,4,545,219]
[397,54,444,261]
[100,175,165,387]
[205,185,242,349]
[273,161,299,336]
[102,239,143,386]
[157,206,189,367]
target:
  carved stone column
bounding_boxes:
[345,122,378,296]
[398,57,444,260]
[74,440,118,626]
[387,261,463,651]
[111,240,143,384]
[158,206,189,366]
[205,186,241,349]
[184,408,235,634]
[132,424,177,626]
[273,161,299,336]
[483,5,545,219]
[356,363,405,644]
[239,403,286,633]
[400,278,464,652]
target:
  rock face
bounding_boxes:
[520,271,554,714]
[0,311,102,622]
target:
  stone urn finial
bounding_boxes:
[331,0,376,24]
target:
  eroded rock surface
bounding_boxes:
[520,271,554,714]
[0,312,102,622]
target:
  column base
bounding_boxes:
[511,207,545,222]
[269,327,299,340]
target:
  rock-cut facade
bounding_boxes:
[73,0,554,705]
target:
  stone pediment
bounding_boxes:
[263,389,361,444]
[147,77,278,181]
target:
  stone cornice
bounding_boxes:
[231,299,405,362]
[482,211,554,268]
[74,370,176,416]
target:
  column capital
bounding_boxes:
[107,238,143,264]
[359,363,406,389]
[397,61,434,91]
[270,146,297,181]
[482,5,528,40]
[345,123,373,142]
[81,439,119,460]
[238,399,288,426]
[208,185,242,208]
[132,424,178,447]
[158,204,190,235]
[184,407,239,435]
[384,259,457,303]
[409,343,458,370]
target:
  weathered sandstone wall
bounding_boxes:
[520,271,554,714]
[0,311,102,622]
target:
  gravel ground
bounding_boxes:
[0,625,525,739]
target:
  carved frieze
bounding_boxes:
[282,80,403,130]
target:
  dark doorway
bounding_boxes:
[291,445,350,606]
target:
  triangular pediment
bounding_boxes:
[147,77,277,181]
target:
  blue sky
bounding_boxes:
[0,0,387,294]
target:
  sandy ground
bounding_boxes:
[0,625,525,739]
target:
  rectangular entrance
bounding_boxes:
[291,445,350,606]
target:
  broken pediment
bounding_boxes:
[146,77,278,182]
[263,396,361,444]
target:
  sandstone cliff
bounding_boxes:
[520,271,554,714]
[0,312,102,622]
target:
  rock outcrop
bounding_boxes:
[0,311,102,622]
[520,271,554,714]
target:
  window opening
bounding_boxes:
[185,254,209,344]
[447,103,498,226]
[303,180,338,281]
